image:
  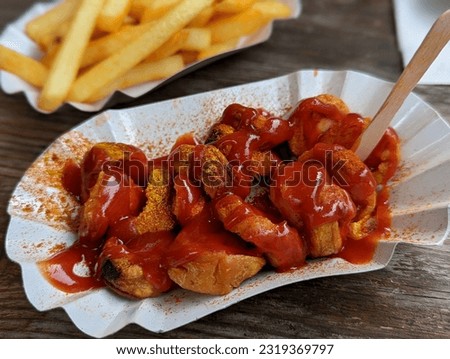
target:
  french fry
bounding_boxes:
[38,0,105,112]
[0,45,48,87]
[36,19,72,51]
[25,0,79,50]
[39,44,59,68]
[208,8,267,43]
[198,38,238,60]
[81,23,155,68]
[181,28,212,51]
[87,55,184,102]
[119,54,184,88]
[179,50,199,64]
[188,6,214,27]
[68,0,213,103]
[214,0,257,14]
[128,0,153,20]
[123,16,138,26]
[252,1,292,20]
[145,30,189,62]
[140,0,181,23]
[42,22,109,68]
[208,1,292,43]
[97,0,132,33]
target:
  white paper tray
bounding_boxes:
[6,69,450,337]
[0,0,301,113]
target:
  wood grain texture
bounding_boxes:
[0,0,449,339]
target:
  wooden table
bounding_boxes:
[1,0,449,339]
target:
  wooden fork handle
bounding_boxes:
[355,10,450,160]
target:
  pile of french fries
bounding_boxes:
[0,0,292,112]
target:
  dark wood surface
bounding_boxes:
[1,0,449,339]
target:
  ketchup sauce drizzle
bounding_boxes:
[165,203,259,269]
[337,186,392,264]
[40,97,400,295]
[39,241,103,293]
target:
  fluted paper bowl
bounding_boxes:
[6,69,450,337]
